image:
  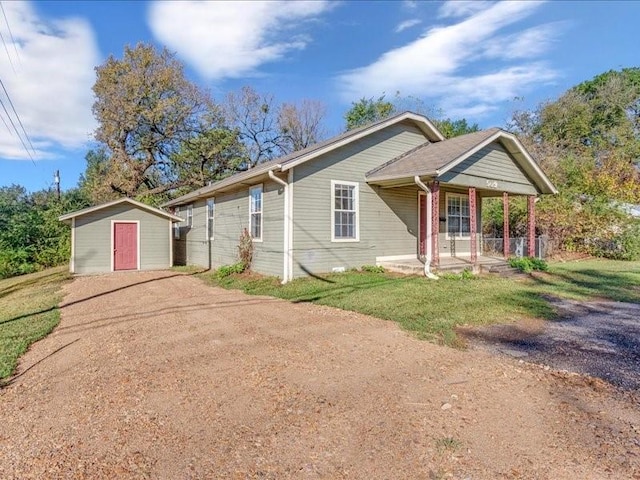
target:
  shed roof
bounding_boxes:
[162,111,445,207]
[59,197,183,224]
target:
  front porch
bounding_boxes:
[378,254,509,275]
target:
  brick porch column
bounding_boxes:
[431,181,440,267]
[503,192,510,258]
[469,187,477,264]
[527,195,536,257]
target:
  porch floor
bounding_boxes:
[378,255,508,275]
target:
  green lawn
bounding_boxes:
[0,266,71,380]
[201,259,640,346]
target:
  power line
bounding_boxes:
[0,95,35,165]
[0,2,19,63]
[0,78,37,158]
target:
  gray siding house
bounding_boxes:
[164,112,557,281]
[59,198,182,274]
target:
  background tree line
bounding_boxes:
[1,42,638,278]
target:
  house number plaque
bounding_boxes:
[486,180,499,189]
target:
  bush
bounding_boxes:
[438,268,477,280]
[594,221,640,261]
[215,262,246,279]
[237,228,253,270]
[361,265,385,273]
[508,256,549,273]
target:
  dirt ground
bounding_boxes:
[0,271,638,479]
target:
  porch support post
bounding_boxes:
[469,187,477,264]
[527,195,536,257]
[503,192,510,258]
[431,181,440,267]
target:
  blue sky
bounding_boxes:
[0,0,638,193]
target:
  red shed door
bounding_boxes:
[113,222,138,271]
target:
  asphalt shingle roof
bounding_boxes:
[366,128,501,180]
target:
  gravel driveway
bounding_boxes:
[463,297,640,390]
[1,271,638,479]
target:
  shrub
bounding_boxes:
[215,262,246,279]
[595,221,640,261]
[508,256,549,273]
[237,228,253,270]
[361,265,385,273]
[438,268,477,280]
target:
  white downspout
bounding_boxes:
[414,176,439,280]
[268,170,290,283]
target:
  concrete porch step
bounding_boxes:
[379,262,424,275]
[486,264,529,278]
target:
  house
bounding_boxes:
[163,112,557,281]
[59,197,182,274]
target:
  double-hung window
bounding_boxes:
[331,180,359,241]
[249,185,263,241]
[173,207,180,239]
[446,194,470,238]
[206,198,215,240]
[186,204,193,227]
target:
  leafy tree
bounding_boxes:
[500,68,640,258]
[344,94,478,138]
[434,118,480,138]
[0,186,89,278]
[344,95,395,131]
[171,128,245,194]
[92,43,223,198]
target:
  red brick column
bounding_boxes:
[469,187,477,264]
[503,192,510,258]
[527,195,536,257]
[431,181,440,267]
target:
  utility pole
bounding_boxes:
[54,170,60,200]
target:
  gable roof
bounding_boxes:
[366,128,558,195]
[162,111,445,207]
[59,197,183,223]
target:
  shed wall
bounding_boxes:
[73,204,171,274]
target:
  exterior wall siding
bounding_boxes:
[182,180,285,277]
[439,142,538,195]
[73,204,171,274]
[291,122,427,277]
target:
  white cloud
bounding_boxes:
[395,19,422,33]
[402,1,419,10]
[0,1,99,161]
[147,1,334,80]
[438,0,495,19]
[337,1,557,121]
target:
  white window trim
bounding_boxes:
[331,180,360,242]
[206,198,215,240]
[186,204,193,227]
[445,192,471,240]
[249,184,263,242]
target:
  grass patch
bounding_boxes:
[201,259,640,346]
[0,266,71,379]
[533,259,640,303]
